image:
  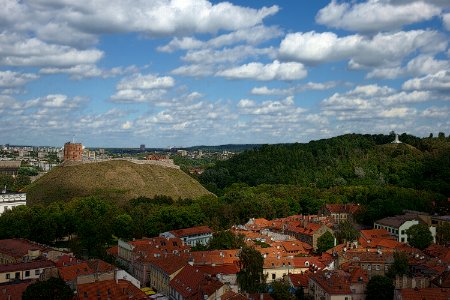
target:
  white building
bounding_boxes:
[0,189,26,215]
[374,213,436,243]
[160,226,213,247]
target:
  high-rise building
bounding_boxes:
[63,142,83,161]
[140,144,146,152]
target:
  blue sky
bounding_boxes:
[0,0,449,147]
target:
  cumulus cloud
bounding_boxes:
[40,65,139,80]
[117,74,175,90]
[182,45,275,65]
[402,70,450,91]
[316,0,441,32]
[0,71,39,88]
[217,60,307,81]
[321,84,432,121]
[251,81,337,96]
[9,0,278,40]
[0,32,103,67]
[157,25,282,52]
[367,55,450,79]
[444,13,450,31]
[279,30,447,67]
[171,64,215,77]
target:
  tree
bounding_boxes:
[335,220,360,243]
[270,279,294,300]
[317,231,334,253]
[437,223,450,245]
[206,230,245,250]
[406,223,433,250]
[237,246,266,293]
[387,251,409,278]
[366,275,394,300]
[22,277,73,300]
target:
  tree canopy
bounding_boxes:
[406,223,433,250]
[22,277,73,300]
[317,231,335,254]
[366,276,394,300]
[237,246,266,293]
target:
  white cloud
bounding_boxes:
[251,82,337,96]
[121,121,133,129]
[0,33,103,67]
[402,70,450,91]
[157,25,282,52]
[217,60,307,81]
[25,94,85,110]
[182,45,275,65]
[110,89,168,104]
[39,65,138,80]
[117,74,175,90]
[444,13,450,31]
[422,106,450,118]
[0,71,39,88]
[321,84,433,121]
[279,30,447,68]
[12,1,278,39]
[316,0,441,32]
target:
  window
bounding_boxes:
[376,265,380,270]
[272,274,276,280]
[401,237,405,242]
[6,273,10,279]
[401,230,405,235]
[25,270,30,277]
[368,265,371,270]
[15,272,20,279]
[35,270,40,275]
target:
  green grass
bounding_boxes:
[25,160,212,205]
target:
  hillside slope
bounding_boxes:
[199,133,450,195]
[25,160,212,205]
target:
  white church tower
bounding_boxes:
[391,133,402,144]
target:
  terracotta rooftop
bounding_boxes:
[58,262,93,281]
[0,259,54,273]
[324,203,360,214]
[170,265,223,299]
[424,244,450,264]
[349,267,368,283]
[0,279,34,300]
[54,255,83,267]
[189,250,239,266]
[310,270,352,295]
[399,287,450,300]
[360,229,393,240]
[0,239,47,259]
[169,226,213,237]
[288,272,310,288]
[221,290,247,300]
[195,264,239,275]
[150,254,188,275]
[76,279,147,300]
[286,223,323,236]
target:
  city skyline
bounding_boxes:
[1,0,449,147]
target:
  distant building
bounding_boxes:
[319,203,360,224]
[0,161,21,176]
[140,144,145,152]
[374,213,436,243]
[392,133,402,144]
[63,142,83,161]
[0,188,26,216]
[161,226,214,247]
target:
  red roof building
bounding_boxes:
[169,265,225,300]
[0,259,54,283]
[0,279,33,300]
[162,226,214,247]
[396,287,450,300]
[76,279,147,300]
[0,239,47,264]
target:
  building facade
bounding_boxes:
[0,192,26,215]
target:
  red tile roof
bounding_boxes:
[189,250,239,265]
[0,280,34,300]
[349,267,368,284]
[170,265,223,299]
[221,290,247,300]
[310,270,352,295]
[399,288,450,300]
[288,272,310,288]
[76,279,147,300]
[424,244,450,264]
[195,264,239,275]
[150,254,188,275]
[58,262,93,281]
[0,259,54,273]
[169,226,214,237]
[0,239,47,259]
[54,255,83,267]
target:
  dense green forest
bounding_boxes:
[199,133,450,197]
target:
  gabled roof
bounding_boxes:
[220,290,247,300]
[288,272,310,288]
[169,226,214,238]
[399,287,450,300]
[0,279,33,300]
[0,239,47,259]
[375,213,419,228]
[149,254,188,275]
[189,250,239,265]
[349,267,368,284]
[309,270,352,295]
[0,259,54,273]
[360,229,393,240]
[195,264,239,275]
[169,265,223,299]
[76,279,147,300]
[58,262,93,281]
[424,244,450,264]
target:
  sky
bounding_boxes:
[0,0,449,148]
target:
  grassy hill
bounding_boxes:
[25,160,212,205]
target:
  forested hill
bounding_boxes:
[199,133,450,196]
